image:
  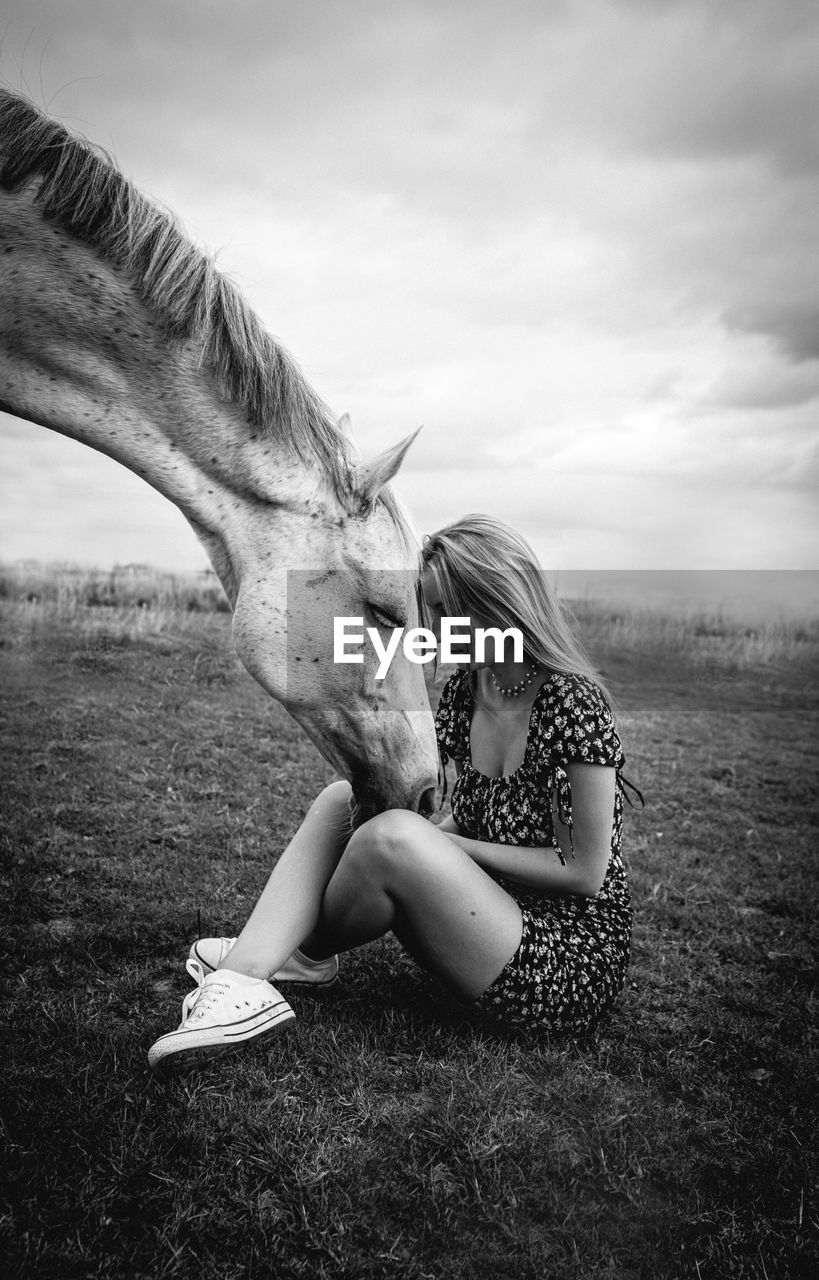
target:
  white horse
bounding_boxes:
[0,90,438,821]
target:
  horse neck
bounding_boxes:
[0,185,332,597]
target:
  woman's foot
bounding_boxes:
[147,968,294,1076]
[188,937,339,987]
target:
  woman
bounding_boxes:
[148,516,638,1075]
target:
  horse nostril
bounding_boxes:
[417,786,437,818]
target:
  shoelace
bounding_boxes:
[185,955,207,987]
[179,962,271,1026]
[180,963,220,1024]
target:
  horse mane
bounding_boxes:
[0,88,396,520]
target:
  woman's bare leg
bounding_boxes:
[219,779,353,979]
[216,790,521,1003]
[302,810,523,1002]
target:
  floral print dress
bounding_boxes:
[435,668,635,1033]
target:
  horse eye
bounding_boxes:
[369,604,403,631]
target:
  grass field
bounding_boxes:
[1,566,817,1279]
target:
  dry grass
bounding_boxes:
[570,597,819,673]
[0,562,229,642]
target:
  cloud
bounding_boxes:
[702,351,819,411]
[0,416,206,568]
[724,303,819,364]
[560,0,819,177]
[404,460,819,569]
[1,0,817,572]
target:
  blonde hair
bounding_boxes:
[420,514,615,712]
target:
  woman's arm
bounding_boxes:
[433,812,461,834]
[443,763,616,898]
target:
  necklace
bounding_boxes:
[489,662,539,697]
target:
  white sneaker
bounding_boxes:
[188,937,339,988]
[147,967,294,1076]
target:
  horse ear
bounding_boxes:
[356,426,422,507]
[338,412,352,434]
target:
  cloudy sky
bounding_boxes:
[1,0,817,575]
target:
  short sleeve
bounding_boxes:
[535,675,622,769]
[434,669,470,764]
[530,675,625,866]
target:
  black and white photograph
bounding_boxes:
[1,3,816,1277]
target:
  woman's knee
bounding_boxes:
[344,809,430,874]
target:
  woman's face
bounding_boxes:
[419,565,500,667]
[419,566,445,640]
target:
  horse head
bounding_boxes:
[227,424,439,824]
